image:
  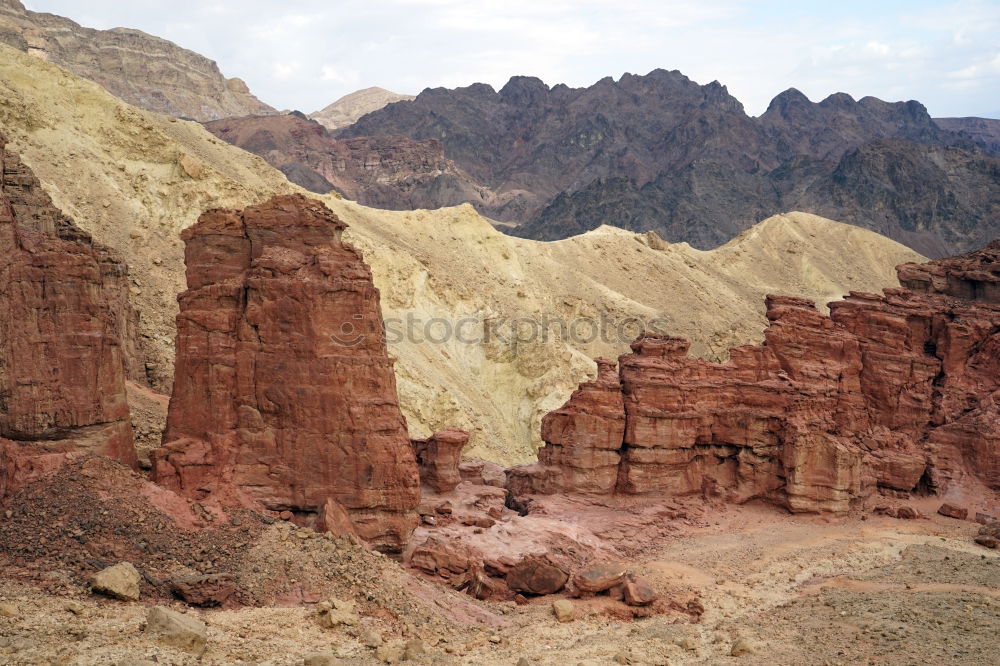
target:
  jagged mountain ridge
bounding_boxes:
[340,72,998,258]
[0,0,275,121]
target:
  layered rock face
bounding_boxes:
[152,194,420,551]
[203,112,498,210]
[411,429,469,493]
[934,117,1000,155]
[0,0,275,121]
[513,244,1000,512]
[0,135,137,497]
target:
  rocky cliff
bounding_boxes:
[203,112,499,210]
[512,242,1000,512]
[0,134,137,496]
[152,195,421,552]
[341,72,997,257]
[934,117,1000,155]
[0,0,275,121]
[309,87,414,131]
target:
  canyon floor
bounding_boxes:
[1,495,995,666]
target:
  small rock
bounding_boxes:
[362,629,384,648]
[317,598,359,628]
[144,606,207,654]
[91,562,142,601]
[613,653,632,664]
[938,503,968,520]
[117,659,157,666]
[975,512,997,525]
[552,599,575,622]
[623,577,657,606]
[0,602,17,617]
[63,601,84,615]
[375,643,404,663]
[673,636,697,651]
[517,658,534,666]
[896,506,920,520]
[170,573,236,607]
[303,653,341,666]
[421,514,437,526]
[402,638,424,660]
[731,638,757,656]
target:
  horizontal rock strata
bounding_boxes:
[0,134,137,496]
[513,243,1000,512]
[152,194,420,552]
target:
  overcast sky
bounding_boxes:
[23,0,1000,118]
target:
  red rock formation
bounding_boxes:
[151,194,420,552]
[412,428,469,493]
[508,358,624,497]
[514,243,1000,513]
[0,136,137,497]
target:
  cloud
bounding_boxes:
[21,0,1000,117]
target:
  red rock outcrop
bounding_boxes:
[151,194,420,552]
[0,135,137,497]
[412,428,469,493]
[513,242,1000,513]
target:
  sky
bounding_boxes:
[23,0,1000,118]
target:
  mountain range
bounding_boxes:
[340,72,999,257]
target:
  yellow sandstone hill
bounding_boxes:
[0,43,926,463]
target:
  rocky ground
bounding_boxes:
[1,475,995,665]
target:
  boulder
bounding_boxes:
[937,503,969,520]
[144,606,207,653]
[976,522,1000,549]
[316,598,358,628]
[170,573,236,607]
[91,562,141,601]
[573,562,628,594]
[506,557,569,595]
[622,577,657,606]
[551,599,575,622]
[151,195,420,553]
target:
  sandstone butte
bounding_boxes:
[0,134,138,497]
[151,194,422,553]
[510,241,1000,512]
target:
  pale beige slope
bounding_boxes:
[326,202,924,462]
[309,86,415,130]
[0,44,926,463]
[0,42,299,387]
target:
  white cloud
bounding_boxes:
[271,61,299,80]
[20,0,1000,117]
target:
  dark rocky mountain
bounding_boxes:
[203,112,509,212]
[338,71,998,257]
[934,117,1000,155]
